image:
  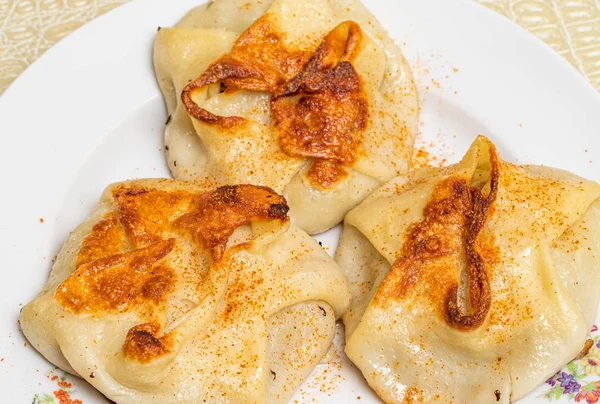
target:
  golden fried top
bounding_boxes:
[54,183,289,363]
[181,17,368,189]
[374,142,499,331]
[57,238,176,316]
[173,184,289,259]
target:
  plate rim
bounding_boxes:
[2,0,600,403]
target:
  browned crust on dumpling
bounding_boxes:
[272,22,366,163]
[181,16,308,130]
[575,339,595,360]
[444,149,498,330]
[272,21,367,189]
[174,184,289,260]
[113,186,198,247]
[56,239,176,315]
[122,322,174,363]
[305,160,350,190]
[57,185,288,314]
[374,146,499,331]
[75,212,127,268]
[181,17,369,189]
[54,183,290,363]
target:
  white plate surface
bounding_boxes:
[1,0,600,402]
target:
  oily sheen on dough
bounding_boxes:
[337,136,600,403]
[20,180,350,404]
[153,0,418,234]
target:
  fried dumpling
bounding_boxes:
[20,180,350,404]
[153,0,418,234]
[337,136,600,403]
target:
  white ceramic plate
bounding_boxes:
[2,0,600,402]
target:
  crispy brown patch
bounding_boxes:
[64,184,287,316]
[444,151,498,330]
[181,16,308,129]
[181,17,368,189]
[272,60,367,159]
[174,184,288,260]
[122,322,173,363]
[112,186,200,248]
[375,147,499,331]
[575,339,594,360]
[76,213,127,268]
[56,182,292,364]
[56,239,176,315]
[272,21,367,187]
[306,160,349,189]
[374,178,471,304]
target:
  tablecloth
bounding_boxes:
[1,0,599,94]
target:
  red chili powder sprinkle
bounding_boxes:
[412,147,447,169]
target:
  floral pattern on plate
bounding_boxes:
[32,368,82,404]
[541,325,600,403]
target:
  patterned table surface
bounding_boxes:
[1,0,600,94]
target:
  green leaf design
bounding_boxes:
[554,386,562,400]
[40,394,55,404]
[540,386,562,401]
[568,361,578,375]
[539,383,561,400]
